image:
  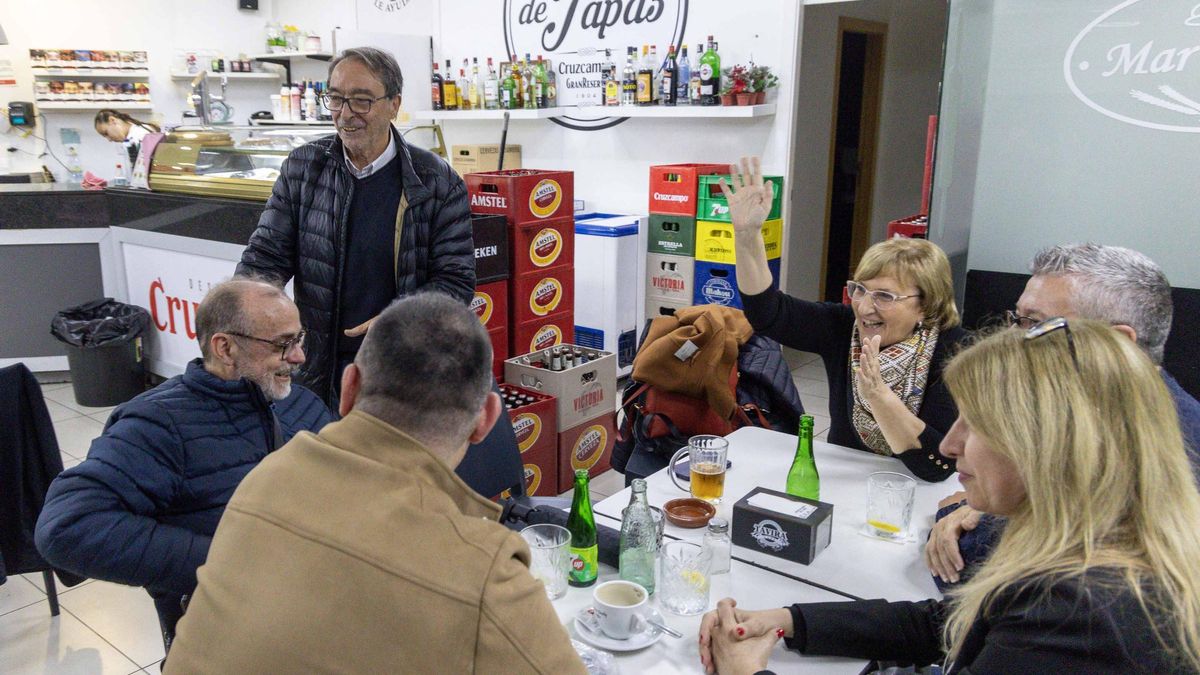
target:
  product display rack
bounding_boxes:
[36,102,153,111]
[33,68,150,79]
[170,70,281,81]
[249,51,333,86]
[411,103,776,121]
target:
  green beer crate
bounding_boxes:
[697,174,784,223]
[647,213,697,256]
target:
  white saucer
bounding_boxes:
[573,606,667,652]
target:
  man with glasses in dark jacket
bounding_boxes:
[236,47,475,407]
[35,279,335,652]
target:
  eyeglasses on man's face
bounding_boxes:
[227,329,307,358]
[321,93,391,114]
[846,280,922,308]
[1005,310,1040,330]
[1022,316,1079,371]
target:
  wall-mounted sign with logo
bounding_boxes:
[1064,0,1200,133]
[504,0,690,129]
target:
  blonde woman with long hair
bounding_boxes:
[698,318,1200,674]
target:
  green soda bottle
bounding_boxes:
[566,469,598,587]
[786,415,820,500]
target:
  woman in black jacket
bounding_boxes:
[723,157,966,481]
[698,319,1200,674]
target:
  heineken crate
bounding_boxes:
[647,213,697,256]
[498,383,559,498]
[471,214,509,283]
[645,252,695,304]
[694,218,783,264]
[505,343,617,431]
[555,412,616,494]
[697,174,783,223]
[693,259,781,309]
[648,163,729,216]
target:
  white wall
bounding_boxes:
[786,0,948,300]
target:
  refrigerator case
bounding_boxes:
[149,130,290,201]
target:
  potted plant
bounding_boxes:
[749,64,778,104]
[722,65,752,105]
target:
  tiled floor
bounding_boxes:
[9,358,831,674]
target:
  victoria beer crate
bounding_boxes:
[555,412,617,493]
[645,252,695,305]
[498,383,559,497]
[471,214,510,282]
[466,169,574,224]
[645,297,691,322]
[648,163,730,216]
[512,311,575,356]
[504,344,617,431]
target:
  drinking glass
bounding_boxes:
[668,435,729,504]
[520,523,571,599]
[865,472,917,541]
[658,541,712,615]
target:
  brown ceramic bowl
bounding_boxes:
[663,498,717,528]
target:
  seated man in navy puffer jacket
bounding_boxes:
[35,278,335,651]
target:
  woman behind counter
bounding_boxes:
[94,109,160,167]
[722,156,966,481]
[699,319,1200,674]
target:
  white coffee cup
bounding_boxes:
[592,580,648,640]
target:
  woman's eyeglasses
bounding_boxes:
[1023,317,1079,371]
[846,280,922,308]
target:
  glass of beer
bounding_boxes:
[668,435,729,504]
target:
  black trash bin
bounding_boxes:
[51,298,151,408]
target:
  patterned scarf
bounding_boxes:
[849,323,939,455]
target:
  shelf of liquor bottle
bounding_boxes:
[33,68,151,79]
[170,70,282,81]
[413,103,776,120]
[36,102,153,111]
[250,118,334,126]
[248,51,333,62]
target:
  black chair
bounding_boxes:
[0,364,85,615]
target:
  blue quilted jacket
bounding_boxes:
[35,359,334,598]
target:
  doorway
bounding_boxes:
[820,18,887,302]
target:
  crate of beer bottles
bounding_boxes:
[473,279,509,332]
[471,214,509,283]
[648,163,729,216]
[555,411,616,494]
[504,343,617,431]
[646,297,691,323]
[499,383,559,497]
[693,259,781,309]
[512,310,575,357]
[647,213,697,257]
[488,326,508,379]
[697,174,783,223]
[466,169,574,224]
[886,213,928,240]
[645,252,695,304]
[694,219,783,264]
[511,263,574,324]
[510,215,574,274]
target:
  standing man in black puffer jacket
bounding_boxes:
[237,47,475,407]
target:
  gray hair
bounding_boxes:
[1031,243,1173,364]
[353,292,492,449]
[195,278,289,361]
[328,47,404,97]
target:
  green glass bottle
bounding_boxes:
[699,35,721,106]
[566,469,598,587]
[500,63,516,110]
[786,415,820,500]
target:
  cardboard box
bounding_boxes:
[512,310,575,356]
[645,252,695,304]
[645,297,691,322]
[648,163,729,216]
[732,487,833,565]
[555,412,616,493]
[505,343,616,431]
[693,259,780,309]
[472,214,509,283]
[697,174,783,223]
[465,169,574,224]
[451,144,522,176]
[511,263,575,322]
[510,215,574,273]
[499,383,558,497]
[647,213,697,257]
[473,280,509,331]
[694,219,783,264]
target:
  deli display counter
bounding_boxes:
[149,126,324,201]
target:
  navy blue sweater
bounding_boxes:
[35,359,334,598]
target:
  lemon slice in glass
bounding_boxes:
[868,519,901,534]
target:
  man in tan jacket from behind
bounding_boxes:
[165,292,584,673]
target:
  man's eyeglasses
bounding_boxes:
[227,329,307,358]
[320,93,391,114]
[846,280,922,308]
[1005,310,1039,330]
[1023,316,1079,371]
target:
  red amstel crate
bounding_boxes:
[887,214,928,240]
[511,263,574,324]
[499,383,559,497]
[488,326,509,377]
[472,280,509,331]
[466,169,574,224]
[555,412,616,494]
[510,216,574,273]
[648,163,729,216]
[512,310,575,356]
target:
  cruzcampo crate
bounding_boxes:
[694,218,783,264]
[697,174,783,223]
[647,213,697,256]
[466,169,574,224]
[648,163,729,216]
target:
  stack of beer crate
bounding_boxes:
[471,213,510,378]
[497,382,558,497]
[644,163,727,321]
[466,169,576,357]
[692,173,784,308]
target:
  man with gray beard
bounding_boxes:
[35,278,335,652]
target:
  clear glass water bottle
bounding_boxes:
[618,479,658,594]
[703,517,732,574]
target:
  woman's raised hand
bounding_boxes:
[718,156,774,236]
